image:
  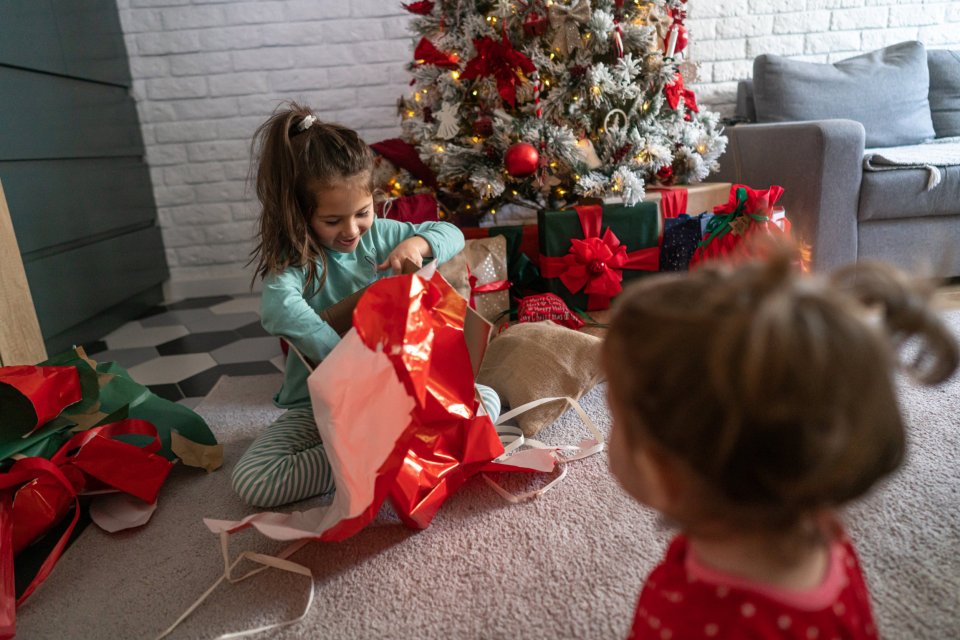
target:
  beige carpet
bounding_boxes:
[14,313,960,639]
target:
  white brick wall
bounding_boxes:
[115,0,960,288]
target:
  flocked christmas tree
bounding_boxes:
[383,0,727,224]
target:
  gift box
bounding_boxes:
[659,213,715,272]
[644,182,732,218]
[538,202,661,311]
[462,223,544,313]
[463,236,510,325]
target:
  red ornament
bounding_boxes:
[473,115,493,136]
[657,165,674,185]
[504,142,539,177]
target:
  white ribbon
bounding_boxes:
[298,114,317,131]
[483,395,605,503]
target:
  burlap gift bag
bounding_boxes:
[463,235,510,324]
[476,321,604,437]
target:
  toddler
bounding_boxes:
[603,249,958,639]
[233,103,498,507]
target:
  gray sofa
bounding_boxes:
[715,41,960,275]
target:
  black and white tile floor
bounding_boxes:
[83,294,283,408]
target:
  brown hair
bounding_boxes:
[248,101,374,294]
[603,248,958,530]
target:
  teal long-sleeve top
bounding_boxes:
[260,217,465,408]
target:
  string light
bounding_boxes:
[435,145,445,153]
[451,70,460,80]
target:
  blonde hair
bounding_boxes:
[603,248,958,529]
[248,102,374,294]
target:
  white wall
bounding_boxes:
[115,0,960,292]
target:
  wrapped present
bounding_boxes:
[645,182,732,218]
[659,213,715,272]
[538,202,661,311]
[463,236,510,325]
[689,184,791,268]
[463,223,544,315]
[379,193,439,224]
[517,293,585,330]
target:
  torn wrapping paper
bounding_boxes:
[0,366,81,444]
[206,266,557,543]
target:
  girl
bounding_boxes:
[603,249,958,639]
[233,103,498,508]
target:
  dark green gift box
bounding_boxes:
[537,201,661,311]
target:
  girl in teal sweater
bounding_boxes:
[233,102,498,507]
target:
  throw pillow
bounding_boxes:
[928,49,960,139]
[753,40,936,148]
[476,320,604,437]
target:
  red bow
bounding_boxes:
[467,267,510,309]
[540,205,660,310]
[414,37,459,69]
[402,0,434,15]
[461,36,536,107]
[664,72,698,113]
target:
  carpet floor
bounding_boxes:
[14,314,960,639]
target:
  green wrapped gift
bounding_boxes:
[538,201,661,311]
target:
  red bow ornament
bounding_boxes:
[664,72,699,114]
[461,35,536,107]
[541,205,660,310]
[402,1,434,15]
[413,37,459,69]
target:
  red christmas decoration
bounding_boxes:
[403,1,434,15]
[461,35,536,107]
[504,142,540,177]
[413,37,460,68]
[523,12,549,37]
[664,73,699,113]
[656,165,674,184]
[473,114,493,136]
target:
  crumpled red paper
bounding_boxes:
[0,366,81,440]
[207,267,549,543]
[0,419,174,638]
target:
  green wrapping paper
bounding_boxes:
[0,349,220,469]
[538,201,662,311]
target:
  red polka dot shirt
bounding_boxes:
[628,534,878,639]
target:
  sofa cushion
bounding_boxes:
[928,49,960,139]
[859,163,960,222]
[753,41,936,148]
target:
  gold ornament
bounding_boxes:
[549,0,591,57]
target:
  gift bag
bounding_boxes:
[689,184,792,268]
[539,202,661,311]
[463,236,510,325]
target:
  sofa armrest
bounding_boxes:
[714,119,866,271]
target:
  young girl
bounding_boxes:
[232,103,498,508]
[603,249,958,639]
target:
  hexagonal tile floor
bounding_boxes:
[83,293,282,408]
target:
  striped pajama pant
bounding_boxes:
[232,384,501,508]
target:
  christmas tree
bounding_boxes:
[386,0,727,224]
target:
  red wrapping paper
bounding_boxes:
[0,419,174,634]
[381,193,439,224]
[0,366,81,438]
[518,293,585,330]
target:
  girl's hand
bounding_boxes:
[378,236,432,274]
